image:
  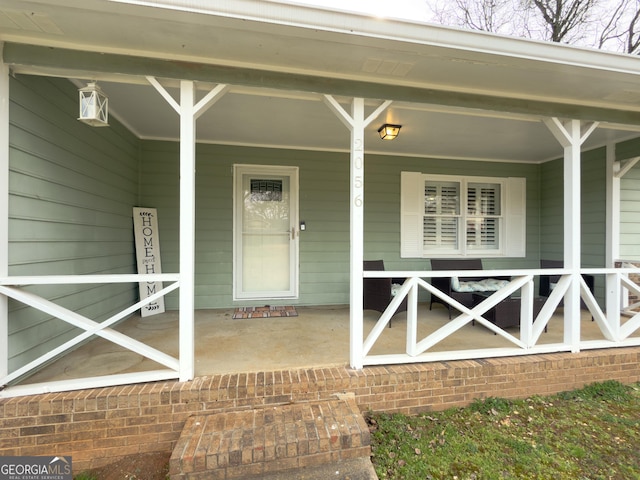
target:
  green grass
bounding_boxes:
[367,380,640,479]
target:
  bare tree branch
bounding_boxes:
[430,0,529,35]
[530,0,598,43]
[626,1,640,53]
[426,0,637,53]
[597,0,629,49]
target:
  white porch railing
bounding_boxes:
[362,267,640,367]
[0,274,180,397]
[3,267,640,398]
[617,260,640,316]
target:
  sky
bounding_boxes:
[287,0,433,22]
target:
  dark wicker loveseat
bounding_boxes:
[429,258,509,318]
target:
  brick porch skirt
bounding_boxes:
[1,347,639,473]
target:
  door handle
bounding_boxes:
[291,227,296,240]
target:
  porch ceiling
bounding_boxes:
[3,0,640,162]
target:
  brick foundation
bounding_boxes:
[1,347,639,473]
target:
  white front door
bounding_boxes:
[234,165,299,300]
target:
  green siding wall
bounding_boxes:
[582,148,607,266]
[617,137,640,260]
[140,142,542,309]
[540,158,564,261]
[8,76,140,373]
[540,147,607,267]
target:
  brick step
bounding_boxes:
[169,394,376,480]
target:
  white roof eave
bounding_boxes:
[104,0,640,76]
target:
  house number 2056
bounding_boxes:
[354,142,363,208]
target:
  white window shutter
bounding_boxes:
[505,177,526,257]
[401,172,423,258]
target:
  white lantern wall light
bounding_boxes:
[78,82,109,127]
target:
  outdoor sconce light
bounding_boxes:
[377,123,401,140]
[78,82,109,127]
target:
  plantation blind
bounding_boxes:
[401,172,526,258]
[424,181,460,250]
[466,182,500,251]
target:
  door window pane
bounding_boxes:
[250,179,283,202]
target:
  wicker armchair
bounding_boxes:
[363,260,407,327]
[539,259,595,312]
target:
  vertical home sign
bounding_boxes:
[133,207,165,317]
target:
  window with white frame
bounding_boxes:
[401,172,526,258]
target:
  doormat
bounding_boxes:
[233,305,298,319]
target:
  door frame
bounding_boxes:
[233,164,299,301]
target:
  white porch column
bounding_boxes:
[0,51,9,377]
[544,118,598,350]
[564,120,582,349]
[178,80,197,381]
[323,96,392,369]
[349,99,366,369]
[148,78,228,381]
[323,97,366,369]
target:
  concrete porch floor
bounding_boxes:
[22,303,610,386]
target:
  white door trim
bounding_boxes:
[233,164,299,301]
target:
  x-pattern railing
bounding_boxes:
[0,274,180,393]
[362,267,640,366]
[609,263,640,341]
[3,267,640,396]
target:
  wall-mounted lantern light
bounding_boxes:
[78,82,109,127]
